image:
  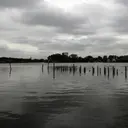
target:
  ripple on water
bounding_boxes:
[1,63,128,128]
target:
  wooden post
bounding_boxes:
[42,64,44,72]
[100,68,101,75]
[125,66,127,79]
[107,67,109,79]
[108,67,109,76]
[92,67,95,76]
[73,64,75,76]
[112,66,115,78]
[116,69,118,76]
[97,66,99,76]
[79,66,82,75]
[104,67,106,76]
[84,67,86,74]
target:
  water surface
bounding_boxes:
[0,63,128,128]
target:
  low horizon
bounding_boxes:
[1,53,128,63]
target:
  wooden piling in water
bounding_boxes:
[92,67,95,76]
[116,69,118,76]
[97,66,99,76]
[84,67,86,74]
[42,64,44,72]
[125,66,127,79]
[100,68,101,75]
[104,67,106,76]
[112,66,115,78]
[72,64,75,75]
[79,66,82,75]
[107,67,109,79]
[108,67,109,76]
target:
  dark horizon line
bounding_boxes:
[1,53,128,63]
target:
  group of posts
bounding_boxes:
[47,63,128,79]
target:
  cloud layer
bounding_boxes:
[0,0,128,58]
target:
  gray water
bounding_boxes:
[0,63,128,128]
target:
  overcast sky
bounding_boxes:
[0,0,128,58]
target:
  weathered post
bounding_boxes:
[42,64,44,72]
[116,69,118,76]
[100,68,101,75]
[92,67,95,76]
[104,67,106,76]
[112,66,115,78]
[97,66,99,76]
[79,66,82,75]
[84,67,86,74]
[73,64,75,76]
[125,66,127,79]
[108,67,109,76]
[107,67,109,79]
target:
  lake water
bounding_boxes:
[0,63,128,128]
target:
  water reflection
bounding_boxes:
[8,63,12,78]
[6,64,128,80]
[47,65,50,74]
[0,63,128,128]
[53,68,55,79]
[48,64,128,80]
[0,83,84,128]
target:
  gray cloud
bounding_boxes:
[17,7,95,36]
[0,0,40,8]
[0,0,128,58]
[39,43,86,52]
[111,11,128,34]
[116,0,128,6]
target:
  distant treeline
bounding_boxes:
[47,53,128,63]
[0,57,44,63]
[2,54,128,63]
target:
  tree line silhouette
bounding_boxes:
[0,57,44,63]
[47,54,128,63]
[1,54,128,63]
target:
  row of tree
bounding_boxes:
[1,54,128,63]
[47,54,128,63]
[0,57,44,63]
